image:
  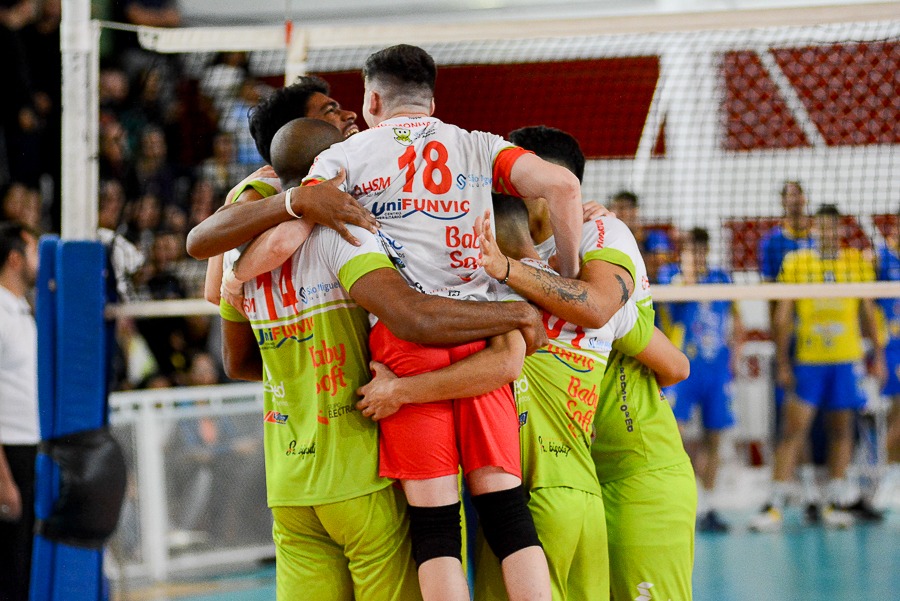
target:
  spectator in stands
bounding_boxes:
[120,66,176,155]
[199,52,250,115]
[220,78,268,168]
[874,206,900,508]
[114,0,181,77]
[658,227,745,532]
[99,117,131,183]
[0,182,40,231]
[751,204,886,531]
[187,179,217,232]
[197,132,242,198]
[125,124,180,208]
[609,189,673,282]
[99,65,130,116]
[124,191,162,258]
[167,352,267,545]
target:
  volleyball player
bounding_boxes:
[874,212,900,508]
[506,125,696,601]
[220,117,544,601]
[751,204,886,530]
[657,227,745,533]
[300,45,587,601]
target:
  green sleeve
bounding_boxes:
[614,303,655,356]
[338,253,397,292]
[231,180,278,203]
[582,247,637,288]
[219,298,248,323]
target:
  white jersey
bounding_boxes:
[305,115,526,301]
[539,216,654,352]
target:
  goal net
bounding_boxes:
[94,6,899,583]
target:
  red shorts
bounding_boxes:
[369,321,521,481]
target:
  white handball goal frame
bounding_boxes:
[79,4,900,319]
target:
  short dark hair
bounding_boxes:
[247,76,330,164]
[491,193,533,259]
[0,221,30,271]
[686,227,710,246]
[507,126,585,183]
[815,203,841,217]
[781,180,804,197]
[610,190,638,206]
[363,44,436,93]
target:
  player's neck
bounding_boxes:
[0,272,25,299]
[382,108,431,121]
[523,197,553,244]
[783,215,810,234]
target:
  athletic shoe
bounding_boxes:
[749,505,783,532]
[838,499,884,523]
[697,510,729,533]
[803,503,821,525]
[821,504,854,529]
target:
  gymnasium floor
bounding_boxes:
[117,509,900,601]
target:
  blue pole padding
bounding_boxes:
[31,240,109,601]
[53,241,108,435]
[35,236,59,439]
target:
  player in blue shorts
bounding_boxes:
[873,212,900,509]
[658,227,744,532]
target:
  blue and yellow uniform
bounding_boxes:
[877,244,900,396]
[778,247,876,410]
[758,224,814,281]
[657,265,736,430]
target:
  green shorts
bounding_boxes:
[271,485,422,601]
[602,461,697,601]
[473,486,609,601]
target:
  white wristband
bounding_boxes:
[285,187,303,219]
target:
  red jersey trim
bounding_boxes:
[491,147,532,196]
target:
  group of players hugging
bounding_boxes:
[187,42,893,601]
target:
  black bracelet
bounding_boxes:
[498,256,511,285]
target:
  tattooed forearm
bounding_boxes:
[615,274,631,304]
[522,262,589,305]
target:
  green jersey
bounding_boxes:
[220,224,395,506]
[538,217,688,484]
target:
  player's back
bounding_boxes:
[307,116,523,301]
[221,225,392,507]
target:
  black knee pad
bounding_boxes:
[407,502,462,567]
[471,485,541,562]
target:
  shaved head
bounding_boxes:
[271,118,344,187]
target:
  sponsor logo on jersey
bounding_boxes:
[595,218,606,248]
[518,411,528,429]
[633,581,670,601]
[352,176,391,198]
[285,440,316,457]
[618,365,635,432]
[455,173,492,190]
[263,381,286,398]
[538,435,571,457]
[371,198,471,220]
[264,410,289,425]
[537,343,596,373]
[256,317,315,348]
[393,127,413,145]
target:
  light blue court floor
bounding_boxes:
[118,511,900,601]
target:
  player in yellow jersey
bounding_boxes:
[751,204,887,531]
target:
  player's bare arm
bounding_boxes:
[221,319,264,382]
[860,297,888,386]
[773,299,795,389]
[348,267,547,353]
[186,170,377,259]
[507,153,583,278]
[633,327,691,388]
[204,186,267,305]
[477,212,633,329]
[356,330,525,421]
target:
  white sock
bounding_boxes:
[799,464,820,505]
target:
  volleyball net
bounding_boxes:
[76,6,900,584]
